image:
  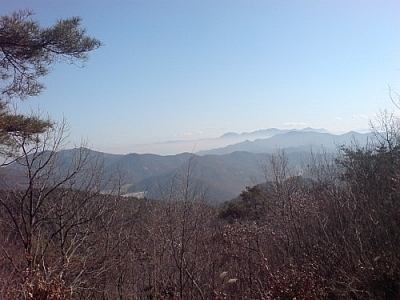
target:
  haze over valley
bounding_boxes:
[126,127,369,155]
[3,127,372,204]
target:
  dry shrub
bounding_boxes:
[21,268,73,300]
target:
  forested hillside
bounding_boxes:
[2,147,310,203]
[2,130,370,204]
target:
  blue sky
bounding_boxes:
[3,0,400,154]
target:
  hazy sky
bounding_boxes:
[3,1,400,154]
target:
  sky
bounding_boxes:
[2,0,400,154]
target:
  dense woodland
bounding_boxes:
[0,9,399,300]
[0,115,399,299]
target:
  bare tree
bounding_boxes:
[0,119,114,298]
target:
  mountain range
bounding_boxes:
[198,129,370,155]
[2,128,372,204]
[131,127,332,155]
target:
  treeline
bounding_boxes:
[1,116,399,299]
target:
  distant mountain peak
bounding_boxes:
[220,132,240,138]
[299,127,329,133]
[220,127,329,138]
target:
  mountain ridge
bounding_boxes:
[2,128,371,204]
[130,127,355,155]
[197,130,371,155]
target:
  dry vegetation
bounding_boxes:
[0,115,399,299]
